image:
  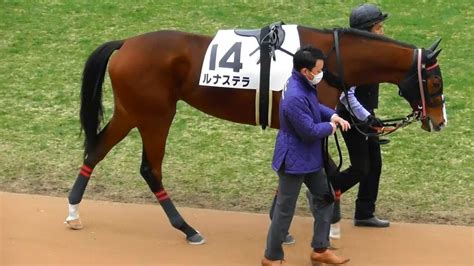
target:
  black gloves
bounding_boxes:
[366,115,384,127]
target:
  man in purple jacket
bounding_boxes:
[261,46,350,266]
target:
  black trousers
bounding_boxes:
[331,109,382,220]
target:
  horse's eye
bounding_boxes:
[430,77,442,90]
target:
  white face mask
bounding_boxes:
[309,71,324,85]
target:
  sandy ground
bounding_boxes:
[1,192,473,266]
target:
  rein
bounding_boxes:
[350,112,421,136]
[324,111,419,173]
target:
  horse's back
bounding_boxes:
[107,30,211,117]
[110,30,210,73]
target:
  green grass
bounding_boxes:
[1,0,472,225]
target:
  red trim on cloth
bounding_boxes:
[335,189,341,201]
[155,190,169,201]
[79,164,93,177]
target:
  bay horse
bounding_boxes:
[65,25,446,245]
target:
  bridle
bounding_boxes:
[319,29,444,174]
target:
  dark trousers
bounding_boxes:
[331,110,382,220]
[264,168,333,260]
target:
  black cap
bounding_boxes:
[349,4,388,30]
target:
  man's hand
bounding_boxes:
[329,122,337,134]
[330,114,351,132]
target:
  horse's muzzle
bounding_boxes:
[421,118,445,132]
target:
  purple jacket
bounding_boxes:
[272,69,335,174]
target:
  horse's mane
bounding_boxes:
[302,26,416,49]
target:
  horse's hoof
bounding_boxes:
[187,232,206,245]
[65,218,83,230]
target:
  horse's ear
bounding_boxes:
[427,49,442,61]
[428,38,442,52]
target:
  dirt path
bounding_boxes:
[1,192,473,265]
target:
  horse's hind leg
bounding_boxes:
[138,113,205,245]
[66,112,133,229]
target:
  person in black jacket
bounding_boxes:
[330,3,391,229]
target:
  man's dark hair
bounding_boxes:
[293,46,325,71]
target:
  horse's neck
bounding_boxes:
[340,35,414,86]
[298,27,415,86]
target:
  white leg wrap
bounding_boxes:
[66,203,80,221]
[330,222,341,239]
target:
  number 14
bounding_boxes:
[209,42,243,72]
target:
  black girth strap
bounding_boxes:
[259,26,271,129]
[235,22,288,129]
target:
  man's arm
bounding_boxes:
[283,97,335,143]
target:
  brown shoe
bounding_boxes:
[261,257,285,265]
[310,249,349,265]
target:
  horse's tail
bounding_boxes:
[80,40,124,157]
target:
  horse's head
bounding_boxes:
[398,39,446,132]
